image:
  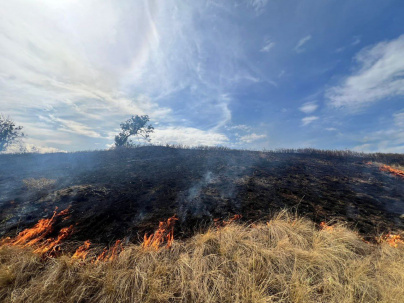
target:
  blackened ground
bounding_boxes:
[0,146,403,247]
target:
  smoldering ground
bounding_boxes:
[0,146,404,248]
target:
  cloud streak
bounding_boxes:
[152,127,229,146]
[238,133,267,143]
[301,116,318,126]
[327,35,404,110]
[299,102,318,114]
[0,1,256,151]
[260,39,275,52]
[295,35,312,53]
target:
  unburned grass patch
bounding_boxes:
[0,213,403,302]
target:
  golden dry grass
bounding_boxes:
[22,178,56,191]
[0,212,403,303]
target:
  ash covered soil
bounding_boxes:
[1,146,404,246]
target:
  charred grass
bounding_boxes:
[1,212,403,303]
[2,146,404,245]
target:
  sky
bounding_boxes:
[1,0,404,153]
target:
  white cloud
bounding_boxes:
[351,110,404,153]
[0,1,169,148]
[301,116,318,126]
[3,142,66,154]
[352,36,361,46]
[394,111,404,128]
[238,133,266,143]
[49,116,103,138]
[335,37,361,53]
[247,0,269,13]
[352,143,372,152]
[152,127,229,146]
[0,1,251,151]
[295,35,312,53]
[260,39,275,52]
[335,46,346,53]
[299,102,318,114]
[327,35,404,109]
[226,124,252,131]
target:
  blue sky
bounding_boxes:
[1,0,404,153]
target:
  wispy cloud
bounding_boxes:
[327,35,404,110]
[299,102,318,114]
[4,143,66,154]
[394,111,404,128]
[152,127,229,146]
[0,1,170,149]
[46,115,103,138]
[351,36,361,46]
[352,110,404,153]
[226,124,252,131]
[301,116,318,126]
[238,133,267,143]
[260,39,275,52]
[335,36,361,53]
[295,35,312,53]
[0,1,253,151]
[247,0,269,13]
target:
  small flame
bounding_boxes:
[108,240,123,262]
[320,222,334,231]
[2,208,73,256]
[142,215,178,250]
[382,234,404,248]
[11,211,57,246]
[33,225,74,255]
[94,247,108,264]
[72,240,91,261]
[380,164,404,178]
[93,240,124,263]
[214,214,242,229]
[57,207,71,217]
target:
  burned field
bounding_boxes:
[1,146,404,250]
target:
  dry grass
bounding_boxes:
[22,178,56,191]
[1,212,403,303]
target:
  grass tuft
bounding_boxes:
[0,213,403,302]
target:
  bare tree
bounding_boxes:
[0,114,24,152]
[114,115,154,147]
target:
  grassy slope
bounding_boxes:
[1,212,403,303]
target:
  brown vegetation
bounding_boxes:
[22,178,56,191]
[1,212,403,303]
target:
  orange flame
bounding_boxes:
[72,240,91,261]
[94,247,108,264]
[3,208,73,256]
[142,215,178,250]
[380,164,404,178]
[57,207,71,217]
[320,222,334,231]
[11,210,58,246]
[214,214,242,229]
[383,234,404,248]
[108,240,123,262]
[94,240,124,263]
[224,214,242,225]
[33,225,74,255]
